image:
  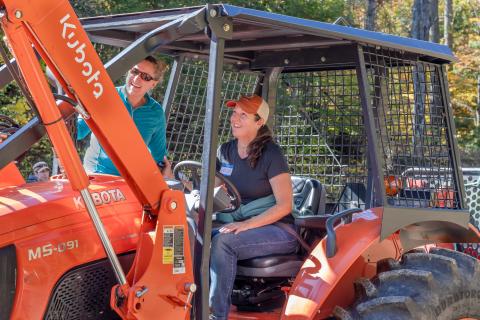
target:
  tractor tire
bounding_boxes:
[334,248,480,320]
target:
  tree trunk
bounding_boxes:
[365,0,377,31]
[411,0,432,159]
[430,0,440,43]
[429,0,441,152]
[444,0,453,48]
[411,0,432,41]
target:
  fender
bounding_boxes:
[282,207,402,319]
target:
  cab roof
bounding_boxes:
[81,4,454,64]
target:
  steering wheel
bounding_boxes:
[173,160,241,213]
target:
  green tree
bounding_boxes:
[447,0,480,165]
[3,0,480,176]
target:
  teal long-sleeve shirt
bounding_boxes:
[77,86,167,176]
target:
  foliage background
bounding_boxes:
[1,0,479,175]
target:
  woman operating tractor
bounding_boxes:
[209,95,298,319]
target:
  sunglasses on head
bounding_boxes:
[129,67,158,82]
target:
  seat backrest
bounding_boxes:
[291,176,326,216]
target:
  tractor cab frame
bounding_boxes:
[0,3,479,319]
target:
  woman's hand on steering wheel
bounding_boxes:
[173,160,242,213]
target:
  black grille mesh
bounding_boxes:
[44,254,133,320]
[0,245,16,320]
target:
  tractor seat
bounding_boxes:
[237,255,303,277]
[236,176,326,278]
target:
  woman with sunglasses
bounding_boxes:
[77,56,173,178]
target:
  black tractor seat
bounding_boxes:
[236,176,327,278]
[237,255,304,277]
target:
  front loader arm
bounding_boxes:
[0,0,167,209]
[0,1,194,319]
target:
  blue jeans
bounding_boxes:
[209,224,298,319]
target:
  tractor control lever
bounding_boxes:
[184,282,197,310]
[325,208,363,258]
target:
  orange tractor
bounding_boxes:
[0,1,479,319]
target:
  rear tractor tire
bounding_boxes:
[334,248,480,320]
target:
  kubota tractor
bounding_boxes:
[0,1,479,319]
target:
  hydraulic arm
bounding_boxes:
[0,0,193,318]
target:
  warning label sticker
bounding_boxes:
[174,256,185,274]
[163,225,186,274]
[163,226,174,264]
[173,226,185,274]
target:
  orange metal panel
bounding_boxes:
[0,179,141,319]
[229,308,282,320]
[0,1,188,318]
[111,190,194,319]
[0,162,25,188]
[1,177,195,319]
[2,15,89,191]
[281,207,402,319]
[0,0,168,211]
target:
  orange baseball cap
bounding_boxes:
[226,95,269,122]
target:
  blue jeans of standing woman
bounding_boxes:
[209,224,298,319]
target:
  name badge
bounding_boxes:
[220,162,234,176]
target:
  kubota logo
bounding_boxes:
[73,188,126,209]
[60,14,103,99]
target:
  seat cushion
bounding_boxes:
[237,254,304,277]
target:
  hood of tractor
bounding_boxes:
[0,175,142,243]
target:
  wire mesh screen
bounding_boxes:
[463,168,480,228]
[456,170,480,259]
[166,60,259,163]
[363,46,460,209]
[275,71,368,212]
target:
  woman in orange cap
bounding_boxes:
[209,95,297,319]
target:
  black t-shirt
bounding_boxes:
[217,139,290,205]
